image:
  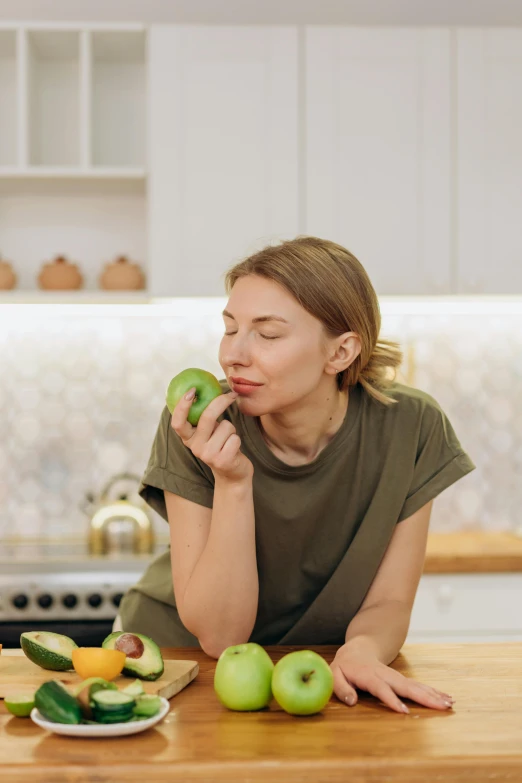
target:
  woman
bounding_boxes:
[119,236,475,714]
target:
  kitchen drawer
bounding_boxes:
[406,573,522,643]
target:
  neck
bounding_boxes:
[257,385,349,463]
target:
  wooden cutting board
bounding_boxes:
[0,650,199,700]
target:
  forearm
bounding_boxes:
[343,600,411,665]
[181,478,259,656]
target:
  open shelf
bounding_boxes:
[91,30,146,168]
[27,30,81,167]
[0,25,147,172]
[0,30,17,166]
[0,24,148,297]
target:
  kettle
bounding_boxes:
[81,472,155,556]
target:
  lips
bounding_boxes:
[229,377,263,386]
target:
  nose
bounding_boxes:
[219,332,252,367]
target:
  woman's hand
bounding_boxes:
[330,643,455,714]
[170,387,254,485]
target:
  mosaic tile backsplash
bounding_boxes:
[0,301,517,542]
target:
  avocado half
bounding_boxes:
[102,632,164,681]
[20,631,78,671]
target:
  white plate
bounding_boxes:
[30,696,170,737]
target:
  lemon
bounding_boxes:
[5,693,36,717]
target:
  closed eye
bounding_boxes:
[224,332,279,340]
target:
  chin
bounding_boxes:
[234,396,264,414]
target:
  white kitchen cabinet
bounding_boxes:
[305,27,452,296]
[0,23,147,295]
[406,573,522,643]
[457,29,522,295]
[147,25,299,298]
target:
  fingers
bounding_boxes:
[332,662,455,715]
[189,390,238,446]
[171,388,237,443]
[169,387,198,441]
[383,669,454,710]
[199,419,240,467]
[412,682,455,705]
[367,677,410,714]
[332,665,358,707]
[391,678,455,711]
[211,432,243,473]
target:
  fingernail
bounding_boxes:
[345,694,356,706]
[444,700,453,708]
[185,388,195,400]
[400,703,409,714]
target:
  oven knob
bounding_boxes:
[112,592,124,608]
[88,593,103,608]
[12,593,29,609]
[38,594,54,609]
[62,593,78,609]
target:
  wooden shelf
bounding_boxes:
[0,290,151,304]
[0,166,146,181]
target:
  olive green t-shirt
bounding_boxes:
[119,379,475,646]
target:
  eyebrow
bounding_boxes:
[222,309,289,324]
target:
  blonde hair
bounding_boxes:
[223,236,403,407]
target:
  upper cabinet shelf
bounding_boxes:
[0,24,147,176]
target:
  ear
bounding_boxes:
[325,332,362,376]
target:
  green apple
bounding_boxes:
[213,643,274,711]
[271,650,334,716]
[166,368,223,426]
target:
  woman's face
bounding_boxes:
[218,275,336,412]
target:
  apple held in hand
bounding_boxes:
[166,368,223,426]
[271,650,334,716]
[214,643,274,711]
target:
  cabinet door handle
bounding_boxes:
[437,584,455,604]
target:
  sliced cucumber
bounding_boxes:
[132,694,161,718]
[121,679,145,697]
[91,690,135,708]
[91,688,135,724]
[72,677,118,719]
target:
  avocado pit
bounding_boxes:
[114,633,144,659]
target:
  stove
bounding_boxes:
[0,539,168,647]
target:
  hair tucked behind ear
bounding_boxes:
[223,235,403,406]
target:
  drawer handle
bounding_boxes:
[437,584,454,603]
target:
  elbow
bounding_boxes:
[199,638,223,659]
[199,636,250,660]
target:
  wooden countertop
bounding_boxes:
[1,643,522,782]
[424,531,522,573]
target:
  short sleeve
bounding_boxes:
[138,405,215,522]
[397,397,476,523]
